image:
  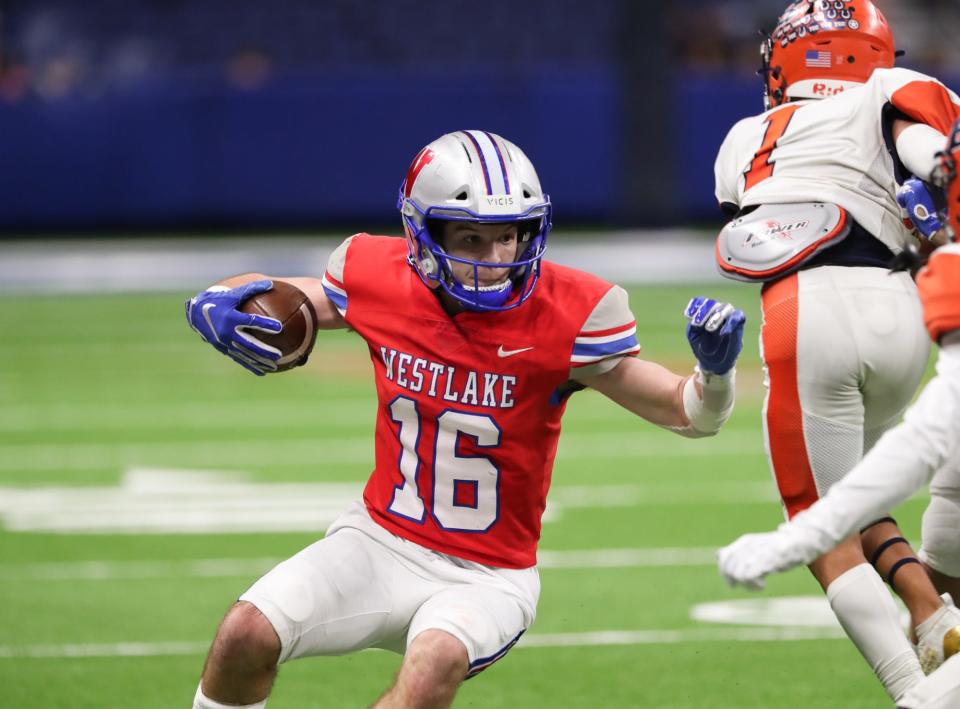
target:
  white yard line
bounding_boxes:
[537,547,720,568]
[0,557,284,581]
[0,547,723,581]
[0,642,210,659]
[517,626,847,648]
[0,626,847,660]
[0,430,766,473]
[0,470,780,534]
[0,398,377,432]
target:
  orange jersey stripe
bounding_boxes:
[890,81,960,135]
[761,275,819,519]
[917,248,960,342]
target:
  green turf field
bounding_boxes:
[0,284,931,707]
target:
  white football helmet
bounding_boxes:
[398,130,552,311]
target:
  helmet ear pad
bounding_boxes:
[419,249,439,277]
[402,216,445,288]
[514,219,546,278]
[418,219,449,281]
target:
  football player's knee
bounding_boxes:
[407,630,469,682]
[921,496,960,577]
[216,602,282,669]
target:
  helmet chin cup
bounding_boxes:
[450,278,514,310]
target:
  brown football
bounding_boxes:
[239,280,318,372]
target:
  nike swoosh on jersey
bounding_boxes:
[497,345,534,358]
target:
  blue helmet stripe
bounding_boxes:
[464,130,508,195]
[462,131,493,194]
[482,130,511,194]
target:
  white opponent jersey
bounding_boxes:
[715,68,960,255]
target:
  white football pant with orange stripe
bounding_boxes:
[759,265,929,519]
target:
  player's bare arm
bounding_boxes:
[582,296,745,437]
[581,357,687,428]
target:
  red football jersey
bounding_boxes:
[321,234,639,568]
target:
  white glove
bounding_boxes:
[717,523,825,590]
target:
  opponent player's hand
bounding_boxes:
[185,280,282,376]
[717,527,816,590]
[684,297,746,376]
[897,177,944,241]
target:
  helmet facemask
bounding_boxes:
[401,201,550,311]
[760,35,787,110]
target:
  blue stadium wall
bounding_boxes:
[1,71,956,230]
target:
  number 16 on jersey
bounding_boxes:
[386,396,502,532]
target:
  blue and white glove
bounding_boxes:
[897,177,944,240]
[684,296,746,376]
[185,279,282,376]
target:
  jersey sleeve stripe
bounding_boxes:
[570,344,642,367]
[576,323,637,345]
[321,272,348,315]
[890,81,960,135]
[571,335,641,360]
[323,272,345,290]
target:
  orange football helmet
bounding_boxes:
[761,0,896,109]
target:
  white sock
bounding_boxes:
[826,563,925,702]
[193,683,267,709]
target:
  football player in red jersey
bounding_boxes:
[720,121,960,709]
[185,130,746,709]
[712,0,960,699]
